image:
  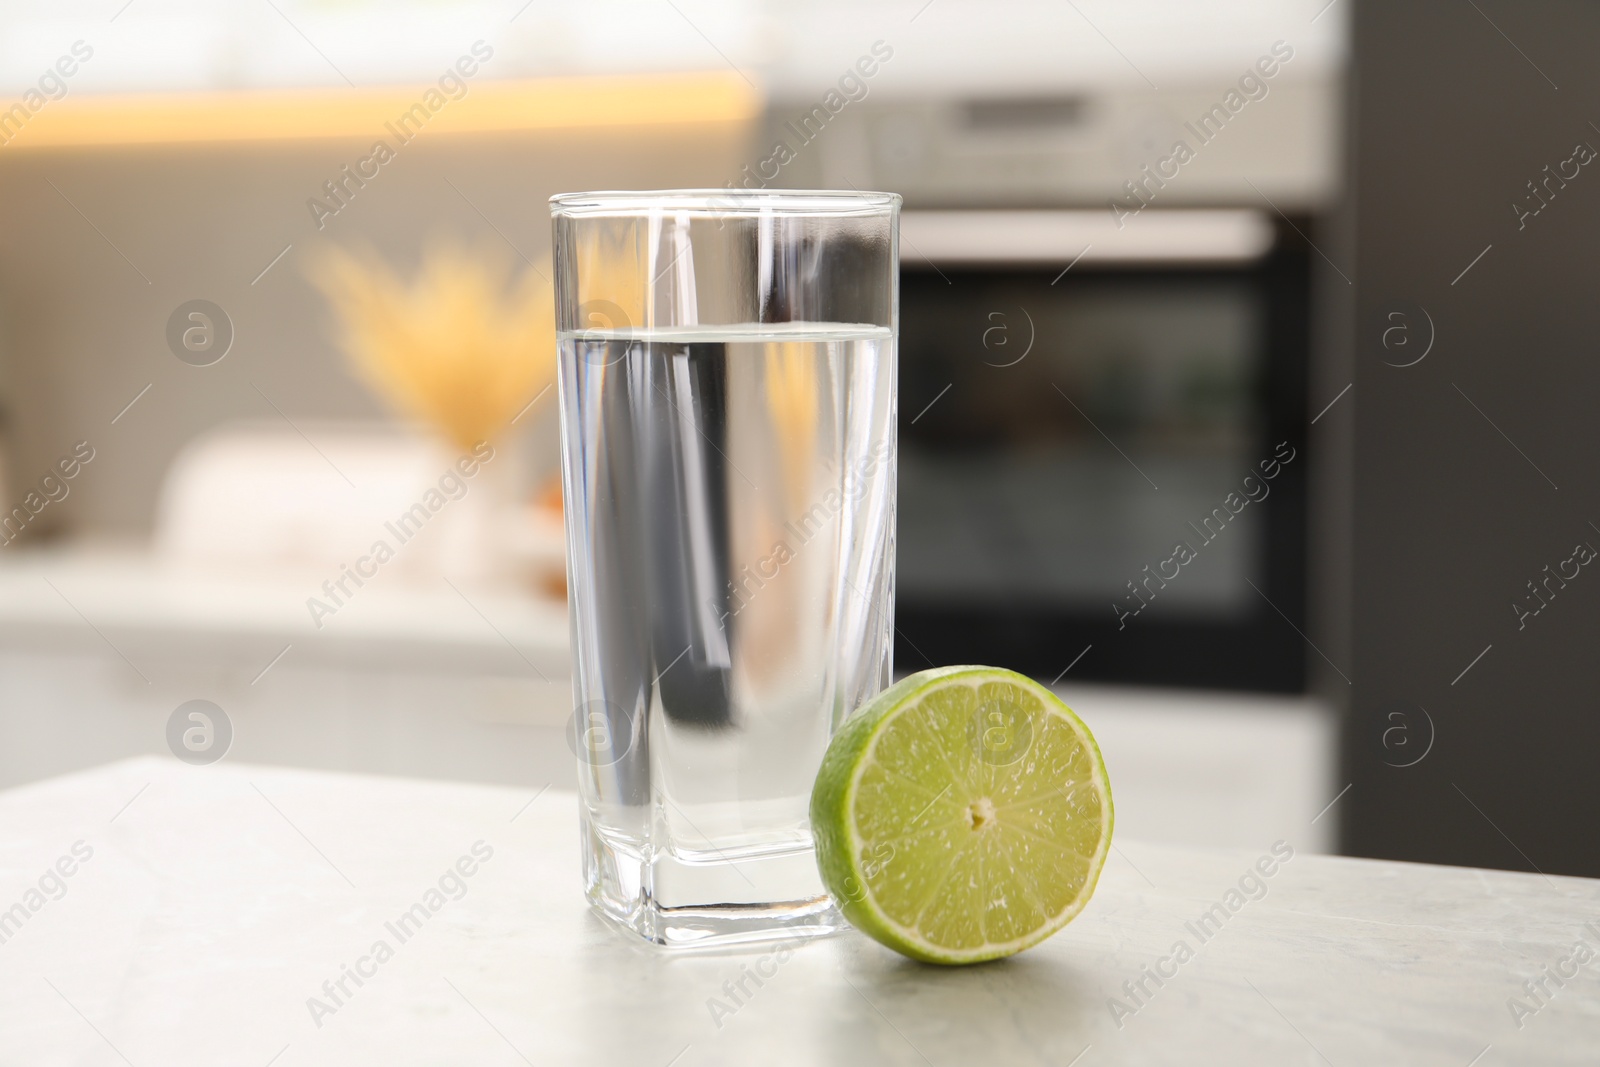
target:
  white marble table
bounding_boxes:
[1,758,1594,1065]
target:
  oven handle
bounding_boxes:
[899,209,1274,266]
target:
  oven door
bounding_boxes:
[894,210,1310,692]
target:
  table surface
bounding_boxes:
[1,758,1595,1066]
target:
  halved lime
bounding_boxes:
[811,665,1112,964]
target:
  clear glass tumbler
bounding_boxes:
[552,189,899,947]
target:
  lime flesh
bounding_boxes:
[811,666,1113,964]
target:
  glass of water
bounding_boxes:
[551,189,899,947]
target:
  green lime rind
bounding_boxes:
[811,665,1113,965]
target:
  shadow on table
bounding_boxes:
[565,909,1100,1063]
[826,939,1102,1062]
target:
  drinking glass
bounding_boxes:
[551,189,899,947]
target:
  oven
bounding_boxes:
[893,209,1311,692]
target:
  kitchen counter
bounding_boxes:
[0,549,1335,852]
[0,549,570,677]
[1,758,1593,1065]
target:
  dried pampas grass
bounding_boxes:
[310,242,555,452]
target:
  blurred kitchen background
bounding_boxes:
[0,1,1346,855]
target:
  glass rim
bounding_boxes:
[549,188,901,218]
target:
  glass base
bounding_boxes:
[583,816,848,949]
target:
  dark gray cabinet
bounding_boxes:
[1342,0,1600,876]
